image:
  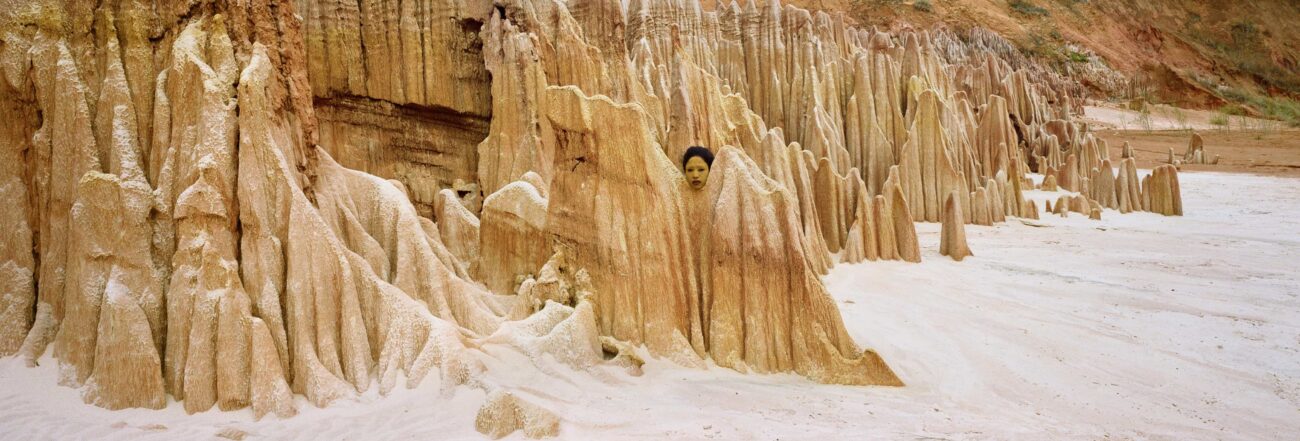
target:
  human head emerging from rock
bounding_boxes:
[682,146,714,190]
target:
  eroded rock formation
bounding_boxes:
[1179,132,1219,165]
[940,192,973,261]
[0,0,1184,437]
[1143,165,1184,216]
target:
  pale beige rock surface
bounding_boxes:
[476,181,550,296]
[475,390,561,439]
[434,189,482,276]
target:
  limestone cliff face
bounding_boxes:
[1,0,1179,437]
[0,0,507,418]
[303,0,493,216]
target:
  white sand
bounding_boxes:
[3,171,1299,440]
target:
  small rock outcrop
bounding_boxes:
[1180,132,1219,165]
[940,192,973,261]
[1143,165,1184,216]
[476,391,561,440]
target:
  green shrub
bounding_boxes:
[913,0,933,12]
[1009,0,1049,17]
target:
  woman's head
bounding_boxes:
[682,146,714,190]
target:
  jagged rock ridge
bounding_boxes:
[0,0,1183,438]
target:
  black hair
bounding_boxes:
[682,146,714,168]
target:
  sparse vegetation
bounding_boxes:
[1219,88,1300,127]
[1136,104,1154,132]
[1219,104,1245,116]
[1195,76,1300,128]
[1020,26,1071,65]
[1170,107,1190,131]
[1224,23,1300,95]
[1058,0,1089,14]
[1065,49,1089,63]
[1009,0,1050,17]
[913,0,933,12]
[846,0,907,27]
[1236,113,1253,131]
[1184,19,1300,96]
[1209,113,1229,129]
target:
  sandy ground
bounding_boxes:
[1076,102,1300,176]
[1082,103,1285,132]
[2,169,1299,440]
[1096,129,1300,178]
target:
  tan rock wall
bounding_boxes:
[316,97,489,216]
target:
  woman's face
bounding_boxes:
[685,156,710,190]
